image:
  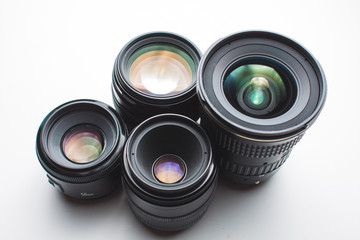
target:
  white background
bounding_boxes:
[1,0,359,239]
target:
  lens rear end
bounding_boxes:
[197,31,327,184]
[112,32,202,130]
[123,114,217,231]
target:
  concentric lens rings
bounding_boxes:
[223,64,287,117]
[127,44,196,97]
[153,154,186,184]
[62,125,104,164]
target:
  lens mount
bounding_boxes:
[112,32,202,129]
[36,99,127,199]
[123,114,217,231]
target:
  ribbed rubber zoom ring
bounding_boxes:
[219,150,291,177]
[201,115,304,158]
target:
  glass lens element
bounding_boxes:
[250,87,265,105]
[62,125,103,164]
[128,44,195,97]
[153,155,185,184]
[224,64,287,116]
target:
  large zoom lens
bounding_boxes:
[122,114,217,231]
[112,32,202,130]
[197,31,327,184]
[36,100,127,199]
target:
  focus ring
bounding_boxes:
[201,115,304,158]
[127,191,214,231]
[37,153,122,183]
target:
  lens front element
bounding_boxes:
[224,64,287,117]
[153,155,186,184]
[63,125,103,164]
[128,44,195,97]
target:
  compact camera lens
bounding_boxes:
[197,31,327,184]
[112,32,201,130]
[122,114,217,231]
[36,100,127,199]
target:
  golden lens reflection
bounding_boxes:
[63,127,103,164]
[129,50,193,96]
[153,155,185,184]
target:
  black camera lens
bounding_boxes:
[112,32,202,130]
[36,100,127,199]
[197,31,327,184]
[122,114,217,231]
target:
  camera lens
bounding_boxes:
[36,100,127,199]
[112,32,201,130]
[197,31,327,184]
[122,114,217,231]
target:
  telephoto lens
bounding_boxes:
[36,100,127,199]
[197,31,327,184]
[112,32,202,130]
[122,114,217,231]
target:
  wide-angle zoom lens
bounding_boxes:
[197,31,327,184]
[112,32,202,130]
[122,114,217,231]
[36,100,127,199]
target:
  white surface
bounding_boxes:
[1,0,359,239]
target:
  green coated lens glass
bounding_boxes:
[127,44,196,97]
[224,64,287,115]
[250,88,265,105]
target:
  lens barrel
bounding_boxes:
[122,114,217,231]
[36,100,127,199]
[197,31,327,184]
[112,32,202,130]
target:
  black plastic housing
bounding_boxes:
[197,31,327,184]
[36,99,127,199]
[112,32,202,130]
[123,114,217,231]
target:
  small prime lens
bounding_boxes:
[112,32,201,130]
[123,114,217,231]
[36,100,127,199]
[197,31,327,184]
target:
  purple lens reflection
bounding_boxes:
[153,155,185,184]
